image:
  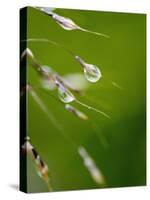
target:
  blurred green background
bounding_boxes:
[26,7,146,193]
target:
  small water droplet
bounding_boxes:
[52,14,78,30]
[57,84,75,103]
[84,64,102,83]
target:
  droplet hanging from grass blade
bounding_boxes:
[52,13,109,38]
[52,13,78,30]
[54,80,110,119]
[21,39,102,83]
[84,64,102,83]
[56,81,75,103]
[38,8,109,38]
[75,56,102,83]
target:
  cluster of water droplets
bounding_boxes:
[20,8,113,192]
[36,7,107,83]
[22,47,110,119]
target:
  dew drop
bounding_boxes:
[52,14,78,30]
[57,83,75,103]
[75,56,102,83]
[84,64,102,83]
[38,8,110,38]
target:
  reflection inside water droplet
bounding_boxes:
[57,84,75,103]
[84,64,102,83]
[75,56,102,83]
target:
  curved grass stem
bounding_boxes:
[75,99,111,119]
[79,27,110,38]
[21,38,76,57]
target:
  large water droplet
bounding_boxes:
[84,64,102,83]
[57,84,75,103]
[75,56,102,83]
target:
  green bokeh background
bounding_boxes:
[26,7,146,193]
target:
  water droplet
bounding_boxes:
[57,83,75,103]
[75,56,102,83]
[38,8,110,37]
[84,64,102,83]
[52,13,78,30]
